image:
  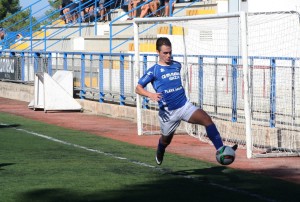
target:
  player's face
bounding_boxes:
[157,45,172,65]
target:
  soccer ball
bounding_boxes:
[216,146,235,165]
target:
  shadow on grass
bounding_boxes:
[17,165,300,202]
[169,166,241,181]
[0,124,20,128]
[17,179,238,202]
[16,166,293,202]
[0,163,15,170]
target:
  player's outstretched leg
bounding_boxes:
[188,109,224,150]
[205,123,224,149]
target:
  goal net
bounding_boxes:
[133,11,300,158]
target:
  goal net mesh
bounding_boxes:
[134,12,300,157]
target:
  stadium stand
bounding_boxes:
[4,0,218,53]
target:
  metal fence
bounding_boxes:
[1,50,300,129]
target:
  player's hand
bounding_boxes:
[149,92,161,102]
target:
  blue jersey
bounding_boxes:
[138,61,187,110]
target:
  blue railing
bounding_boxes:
[1,49,300,129]
[3,0,199,52]
[0,0,42,50]
[0,0,41,30]
[0,0,58,51]
[4,0,118,51]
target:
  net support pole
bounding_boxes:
[240,11,253,159]
[133,21,142,136]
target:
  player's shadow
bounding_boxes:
[170,166,227,175]
[0,124,20,128]
[16,167,244,202]
[168,166,241,182]
[0,163,15,170]
[16,174,228,202]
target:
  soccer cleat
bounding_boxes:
[155,150,165,165]
[232,144,238,151]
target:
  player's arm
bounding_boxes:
[135,84,162,102]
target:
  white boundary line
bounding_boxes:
[15,127,156,169]
[2,124,276,202]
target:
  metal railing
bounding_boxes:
[2,0,199,53]
[3,0,117,52]
[1,49,300,127]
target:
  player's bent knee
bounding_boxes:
[189,109,213,126]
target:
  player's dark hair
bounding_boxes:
[156,37,172,51]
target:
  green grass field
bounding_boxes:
[0,112,299,202]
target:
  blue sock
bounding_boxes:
[205,124,223,150]
[157,138,166,153]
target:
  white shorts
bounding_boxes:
[158,101,198,136]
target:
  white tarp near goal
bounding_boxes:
[28,70,82,112]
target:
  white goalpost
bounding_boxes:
[133,11,300,158]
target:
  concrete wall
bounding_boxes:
[77,99,137,122]
[0,81,34,102]
[0,81,137,122]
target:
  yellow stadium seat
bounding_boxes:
[186,9,216,16]
[10,42,29,50]
[52,19,66,26]
[33,30,50,38]
[128,43,156,52]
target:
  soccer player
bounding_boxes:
[135,37,237,165]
